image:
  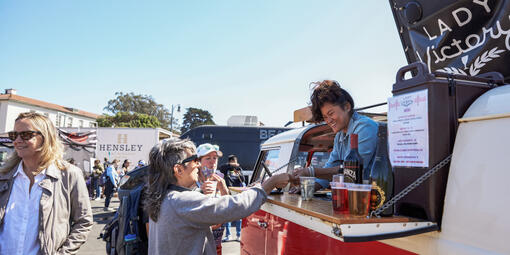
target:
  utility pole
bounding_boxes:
[170,104,181,133]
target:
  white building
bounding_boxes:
[0,88,100,133]
[227,115,262,126]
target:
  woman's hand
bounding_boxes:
[202,180,217,195]
[210,174,229,196]
[290,167,310,185]
[261,173,290,194]
[288,185,300,194]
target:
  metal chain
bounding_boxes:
[369,154,452,218]
[263,157,298,178]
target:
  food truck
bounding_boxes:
[236,1,510,254]
[239,81,509,254]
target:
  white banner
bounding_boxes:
[388,89,429,168]
[96,128,158,171]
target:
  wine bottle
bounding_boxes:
[369,124,394,216]
[343,133,363,184]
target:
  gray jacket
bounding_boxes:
[149,185,267,255]
[0,162,93,254]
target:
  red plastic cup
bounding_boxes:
[331,182,349,214]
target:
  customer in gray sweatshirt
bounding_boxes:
[144,137,290,255]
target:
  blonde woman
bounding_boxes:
[0,112,93,254]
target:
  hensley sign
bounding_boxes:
[98,144,143,152]
[95,128,164,169]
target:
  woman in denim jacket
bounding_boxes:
[292,80,378,186]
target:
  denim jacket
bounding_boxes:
[106,165,119,188]
[317,112,378,187]
[0,162,93,254]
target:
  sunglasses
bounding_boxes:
[8,131,42,141]
[179,154,199,165]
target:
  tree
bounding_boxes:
[104,92,177,130]
[97,112,161,128]
[180,107,215,133]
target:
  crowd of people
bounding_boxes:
[0,111,286,255]
[0,80,376,254]
[145,138,289,255]
[69,157,147,211]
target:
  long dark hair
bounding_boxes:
[122,159,130,168]
[144,137,196,222]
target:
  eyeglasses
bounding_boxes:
[8,131,42,141]
[179,154,199,165]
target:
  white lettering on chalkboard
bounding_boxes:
[416,0,507,76]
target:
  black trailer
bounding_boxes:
[180,125,292,170]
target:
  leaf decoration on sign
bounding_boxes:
[435,66,467,75]
[461,55,469,69]
[469,47,505,76]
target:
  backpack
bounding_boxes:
[99,212,119,255]
[100,184,148,255]
[99,169,107,186]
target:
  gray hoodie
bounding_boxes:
[148,185,267,255]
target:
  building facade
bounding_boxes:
[0,88,100,133]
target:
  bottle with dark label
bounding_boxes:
[343,133,363,184]
[369,124,394,216]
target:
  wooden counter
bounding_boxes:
[230,187,438,242]
[231,187,413,224]
[266,191,412,224]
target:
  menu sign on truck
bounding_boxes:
[388,89,429,168]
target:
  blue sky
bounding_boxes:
[0,1,407,128]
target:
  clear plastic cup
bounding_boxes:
[332,174,344,183]
[331,182,348,214]
[299,177,315,201]
[203,180,217,197]
[346,183,372,216]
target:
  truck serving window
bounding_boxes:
[251,148,280,183]
[309,151,330,168]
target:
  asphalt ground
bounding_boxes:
[78,196,241,254]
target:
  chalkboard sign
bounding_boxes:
[390,0,510,81]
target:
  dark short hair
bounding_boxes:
[228,155,237,162]
[310,80,354,122]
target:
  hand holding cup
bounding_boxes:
[290,167,311,185]
[261,173,290,194]
[202,180,218,196]
[209,173,228,195]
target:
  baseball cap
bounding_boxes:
[138,160,146,166]
[196,143,223,158]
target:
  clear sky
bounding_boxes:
[0,1,408,128]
